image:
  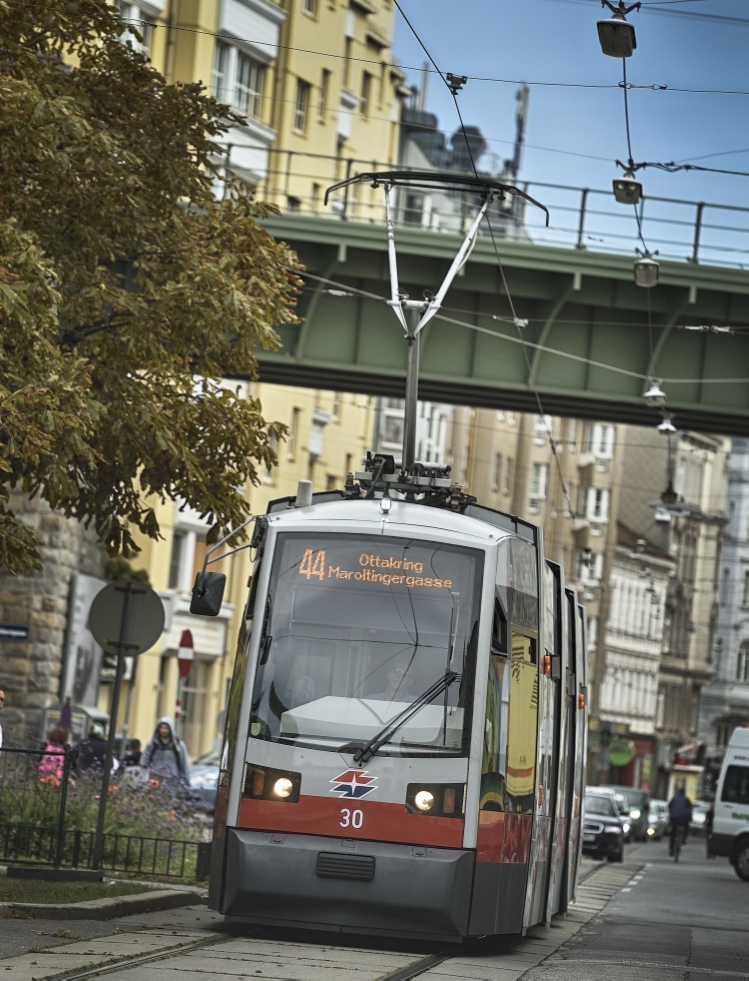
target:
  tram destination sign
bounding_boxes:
[296,546,455,590]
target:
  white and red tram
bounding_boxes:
[193,458,588,941]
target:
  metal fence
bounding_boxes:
[242,148,749,269]
[0,748,209,879]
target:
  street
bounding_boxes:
[1,837,747,980]
[528,838,749,979]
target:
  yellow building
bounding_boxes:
[96,1,403,757]
[111,387,373,758]
[123,0,406,207]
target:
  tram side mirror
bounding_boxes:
[190,571,226,617]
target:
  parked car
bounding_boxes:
[647,799,669,840]
[587,785,632,839]
[690,800,712,837]
[607,785,651,842]
[583,791,626,862]
[189,749,220,811]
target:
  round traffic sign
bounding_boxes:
[88,581,165,655]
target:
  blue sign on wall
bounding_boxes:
[0,622,30,641]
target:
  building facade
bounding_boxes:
[698,437,749,794]
[619,426,729,799]
[598,522,673,791]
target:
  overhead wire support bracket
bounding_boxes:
[325,169,551,475]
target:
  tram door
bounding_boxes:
[545,563,568,921]
[524,562,560,927]
[559,587,579,913]
[565,601,588,903]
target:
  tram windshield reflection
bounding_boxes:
[249,533,483,756]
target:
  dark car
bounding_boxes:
[583,791,626,862]
[189,749,220,811]
[607,785,650,842]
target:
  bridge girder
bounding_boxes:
[258,216,749,436]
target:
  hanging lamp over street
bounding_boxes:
[613,171,642,205]
[643,378,666,407]
[597,0,641,58]
[634,249,659,288]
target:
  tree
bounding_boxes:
[0,0,301,575]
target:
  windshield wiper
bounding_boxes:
[348,670,460,766]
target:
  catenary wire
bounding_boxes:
[392,0,577,516]
[11,0,749,98]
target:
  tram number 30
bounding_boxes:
[340,808,364,829]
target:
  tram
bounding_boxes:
[190,170,586,940]
[191,459,588,940]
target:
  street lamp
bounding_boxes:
[643,378,666,407]
[597,1,641,58]
[613,171,642,205]
[657,415,677,434]
[634,249,659,288]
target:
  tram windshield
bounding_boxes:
[249,533,483,757]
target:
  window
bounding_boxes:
[311,183,321,213]
[293,79,311,133]
[360,72,372,116]
[568,419,578,452]
[168,532,186,589]
[491,452,502,492]
[288,408,300,458]
[743,570,749,607]
[502,456,513,495]
[586,423,615,463]
[577,550,604,585]
[507,412,516,426]
[530,463,549,506]
[182,661,211,757]
[236,53,265,118]
[721,568,730,606]
[318,68,331,119]
[534,414,552,445]
[585,487,610,524]
[212,40,231,101]
[116,1,152,52]
[332,392,342,419]
[303,0,317,12]
[721,765,749,805]
[738,641,749,682]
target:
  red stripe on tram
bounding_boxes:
[238,795,464,848]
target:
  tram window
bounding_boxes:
[491,596,508,655]
[248,532,483,757]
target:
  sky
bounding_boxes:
[391,0,749,261]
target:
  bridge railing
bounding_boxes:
[246,149,749,269]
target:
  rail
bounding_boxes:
[235,148,749,269]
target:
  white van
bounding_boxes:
[713,726,749,881]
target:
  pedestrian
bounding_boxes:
[668,785,693,855]
[0,688,4,750]
[122,738,142,767]
[705,802,715,858]
[77,723,108,772]
[39,727,69,786]
[141,717,190,791]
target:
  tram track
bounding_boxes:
[47,934,237,981]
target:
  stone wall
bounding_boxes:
[0,491,105,746]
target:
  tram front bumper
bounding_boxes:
[221,828,474,940]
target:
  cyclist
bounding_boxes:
[668,786,693,856]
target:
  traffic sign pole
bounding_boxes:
[92,580,141,870]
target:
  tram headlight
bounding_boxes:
[273,778,293,798]
[414,791,434,812]
[406,783,465,818]
[243,765,301,803]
